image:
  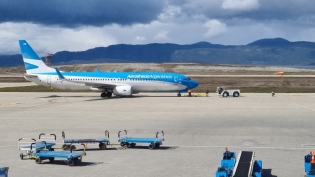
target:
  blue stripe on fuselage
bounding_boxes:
[34,72,182,81]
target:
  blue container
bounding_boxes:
[0,167,9,177]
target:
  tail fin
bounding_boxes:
[19,40,55,74]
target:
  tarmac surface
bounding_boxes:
[0,82,36,88]
[0,92,314,177]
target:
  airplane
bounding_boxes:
[19,40,199,98]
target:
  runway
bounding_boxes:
[0,92,313,176]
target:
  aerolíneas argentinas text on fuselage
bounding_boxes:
[19,40,199,98]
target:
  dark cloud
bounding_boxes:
[166,0,315,24]
[0,0,164,27]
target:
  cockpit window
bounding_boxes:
[184,77,191,81]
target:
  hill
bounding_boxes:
[1,38,315,67]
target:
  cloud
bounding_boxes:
[0,0,164,27]
[154,31,170,40]
[204,20,228,38]
[136,36,147,41]
[222,0,260,11]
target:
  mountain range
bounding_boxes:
[1,38,315,67]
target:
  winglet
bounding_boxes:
[55,68,65,79]
[96,68,101,72]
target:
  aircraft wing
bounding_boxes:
[55,68,117,89]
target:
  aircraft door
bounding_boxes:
[174,76,178,84]
[47,76,51,86]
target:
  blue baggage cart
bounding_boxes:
[31,142,86,166]
[118,130,164,150]
[18,133,56,160]
[61,130,110,150]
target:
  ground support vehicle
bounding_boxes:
[215,149,262,177]
[118,130,164,150]
[18,133,56,160]
[304,151,315,177]
[216,87,240,97]
[62,130,110,150]
[33,143,86,166]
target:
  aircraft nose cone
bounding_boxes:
[190,80,199,89]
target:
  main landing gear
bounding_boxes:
[177,93,181,97]
[101,92,112,98]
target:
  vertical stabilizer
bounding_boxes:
[19,40,55,74]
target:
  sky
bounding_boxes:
[0,0,315,55]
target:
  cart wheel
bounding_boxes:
[49,158,55,163]
[100,143,107,150]
[68,159,75,166]
[20,153,24,160]
[120,142,125,147]
[62,144,67,150]
[130,143,136,148]
[148,144,154,150]
[35,157,42,164]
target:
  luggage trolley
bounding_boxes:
[62,130,110,150]
[32,142,86,166]
[18,133,56,160]
[118,130,164,150]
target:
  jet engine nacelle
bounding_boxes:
[113,85,132,96]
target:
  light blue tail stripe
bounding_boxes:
[19,40,41,60]
[24,62,39,70]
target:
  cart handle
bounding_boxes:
[118,130,127,138]
[39,133,56,140]
[81,144,86,155]
[70,143,74,153]
[18,138,36,141]
[156,131,164,140]
[105,130,109,139]
[41,141,47,149]
[30,143,36,151]
[62,131,65,140]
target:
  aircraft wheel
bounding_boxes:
[107,92,112,98]
[35,157,42,164]
[177,93,181,97]
[101,92,106,98]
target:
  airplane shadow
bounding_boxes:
[39,160,104,167]
[262,169,277,177]
[38,94,189,101]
